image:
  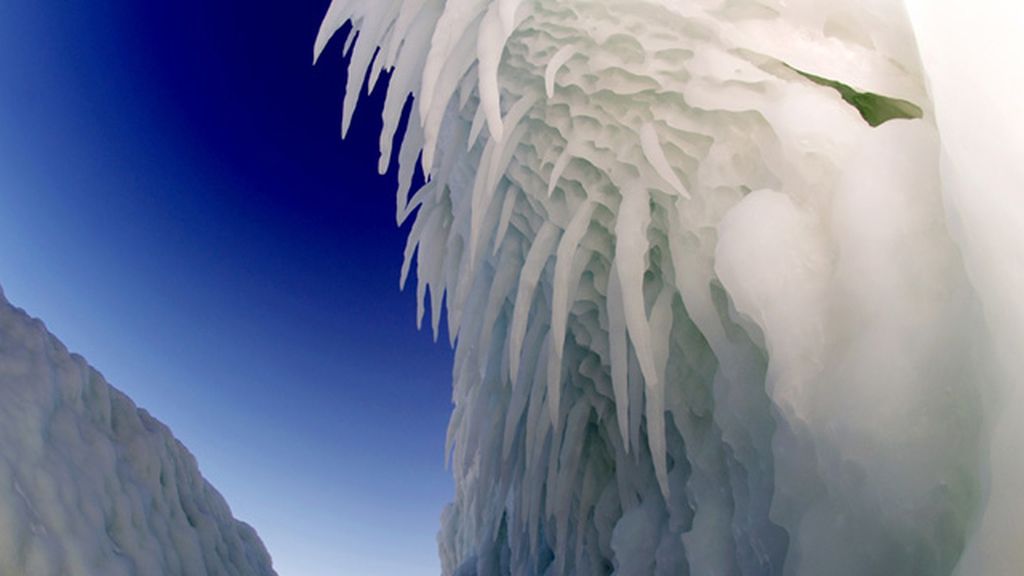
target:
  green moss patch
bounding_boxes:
[788,65,924,127]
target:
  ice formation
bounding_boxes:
[0,286,276,576]
[315,1,1022,574]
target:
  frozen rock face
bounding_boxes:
[0,287,276,576]
[317,1,1019,575]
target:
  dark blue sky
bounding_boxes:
[0,1,454,574]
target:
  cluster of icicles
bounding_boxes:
[316,1,1024,575]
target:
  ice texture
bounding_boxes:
[0,287,276,576]
[316,1,1022,574]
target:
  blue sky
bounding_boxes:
[0,1,454,574]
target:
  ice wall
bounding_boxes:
[0,286,276,576]
[316,1,1020,574]
[904,3,1024,575]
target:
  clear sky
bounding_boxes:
[0,1,455,574]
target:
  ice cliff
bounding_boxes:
[316,1,1022,575]
[0,286,276,576]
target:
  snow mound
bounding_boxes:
[0,286,276,576]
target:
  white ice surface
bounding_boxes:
[317,1,1023,574]
[0,286,276,576]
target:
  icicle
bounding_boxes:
[508,222,560,384]
[473,124,527,263]
[384,0,430,65]
[419,1,489,170]
[453,181,509,337]
[418,0,488,121]
[340,5,400,138]
[421,10,485,172]
[395,121,425,224]
[444,403,463,469]
[666,206,729,357]
[458,66,479,111]
[469,137,499,267]
[493,185,518,256]
[486,93,538,200]
[640,123,691,199]
[366,47,389,94]
[503,343,533,454]
[615,187,669,496]
[479,243,520,375]
[477,4,507,141]
[498,0,524,35]
[341,26,358,58]
[554,400,592,573]
[524,333,552,483]
[401,187,437,290]
[416,272,428,330]
[468,104,487,151]
[548,145,573,197]
[547,201,596,424]
[606,260,630,450]
[545,45,577,98]
[415,207,448,339]
[312,0,355,63]
[648,286,675,386]
[378,6,437,173]
[626,346,644,460]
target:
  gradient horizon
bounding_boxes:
[0,1,454,574]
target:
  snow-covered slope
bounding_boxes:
[0,286,275,576]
